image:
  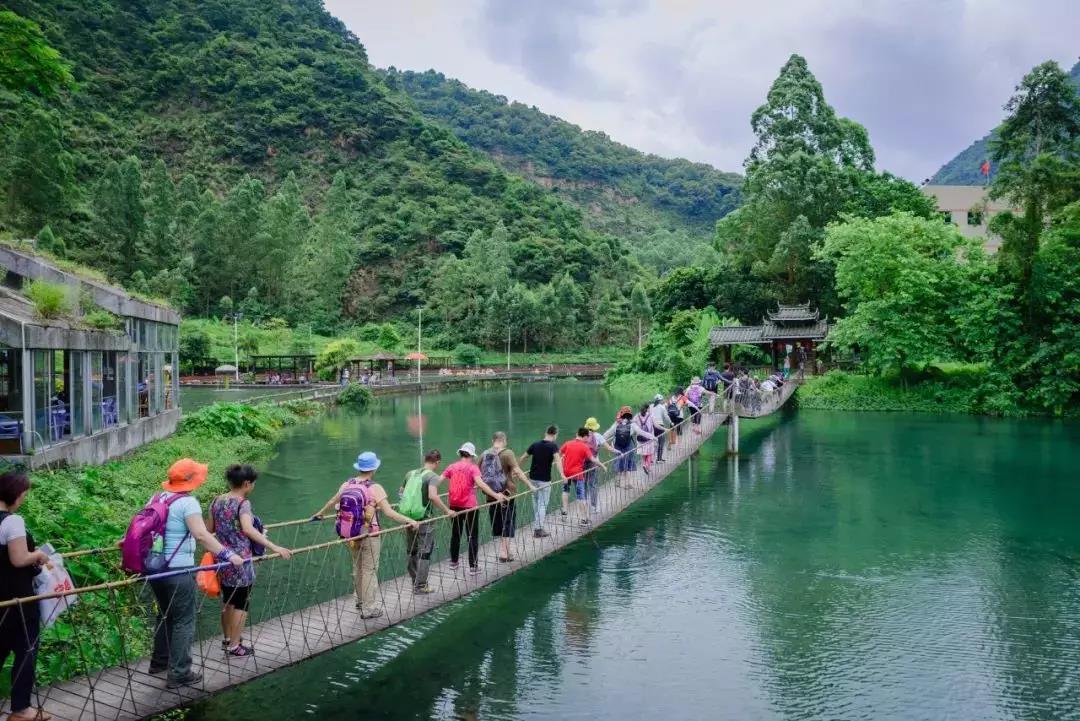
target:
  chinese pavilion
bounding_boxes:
[708,302,830,372]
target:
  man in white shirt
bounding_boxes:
[648,394,671,463]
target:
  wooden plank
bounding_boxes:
[38,412,724,721]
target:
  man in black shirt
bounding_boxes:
[521,425,564,539]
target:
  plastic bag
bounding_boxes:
[33,543,78,628]
[196,551,221,597]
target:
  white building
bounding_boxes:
[921,185,1018,253]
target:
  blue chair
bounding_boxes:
[0,415,23,454]
[102,397,119,426]
[50,404,70,441]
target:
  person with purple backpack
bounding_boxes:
[684,377,716,434]
[311,452,418,619]
[143,459,243,689]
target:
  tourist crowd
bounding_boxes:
[0,367,731,716]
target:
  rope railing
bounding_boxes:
[726,376,799,417]
[0,409,725,720]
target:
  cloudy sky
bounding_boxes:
[325,0,1078,181]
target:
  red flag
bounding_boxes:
[980,159,990,176]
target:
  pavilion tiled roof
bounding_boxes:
[708,326,765,345]
[709,302,831,346]
[767,302,819,322]
[762,319,830,340]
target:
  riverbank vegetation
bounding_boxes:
[797,366,1031,416]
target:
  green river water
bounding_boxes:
[179,381,1080,721]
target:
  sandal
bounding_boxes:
[498,556,515,563]
[9,708,52,721]
[227,643,254,657]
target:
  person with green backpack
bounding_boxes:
[398,449,454,594]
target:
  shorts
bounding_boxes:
[221,584,252,612]
[488,499,517,538]
[563,478,586,499]
[615,451,636,473]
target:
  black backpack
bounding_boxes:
[614,422,633,449]
[667,402,681,425]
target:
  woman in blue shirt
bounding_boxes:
[147,459,243,689]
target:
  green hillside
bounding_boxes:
[931,59,1080,185]
[386,69,742,273]
[0,0,652,347]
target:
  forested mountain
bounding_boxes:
[0,0,657,346]
[386,70,742,273]
[930,59,1080,185]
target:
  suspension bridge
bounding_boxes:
[1,383,799,721]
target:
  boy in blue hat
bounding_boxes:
[312,451,418,618]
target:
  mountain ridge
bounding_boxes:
[385,69,742,271]
[930,59,1080,185]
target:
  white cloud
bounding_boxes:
[327,0,1079,180]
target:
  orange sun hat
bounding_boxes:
[163,458,209,493]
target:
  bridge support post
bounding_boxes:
[726,413,739,455]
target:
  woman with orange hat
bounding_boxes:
[146,459,243,690]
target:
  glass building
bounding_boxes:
[0,246,181,466]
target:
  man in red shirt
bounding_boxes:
[560,428,603,526]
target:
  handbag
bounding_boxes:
[196,551,221,597]
[33,543,78,628]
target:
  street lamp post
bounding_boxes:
[506,324,511,373]
[416,306,423,383]
[232,312,243,381]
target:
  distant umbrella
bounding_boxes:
[405,352,427,361]
[215,364,238,374]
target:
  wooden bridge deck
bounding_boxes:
[34,411,726,721]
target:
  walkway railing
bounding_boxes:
[727,378,800,418]
[0,410,725,721]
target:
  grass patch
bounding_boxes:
[798,366,1022,416]
[603,371,674,403]
[24,279,72,319]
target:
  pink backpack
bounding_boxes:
[120,493,189,575]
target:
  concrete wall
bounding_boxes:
[19,409,181,469]
[0,246,180,324]
[23,324,132,351]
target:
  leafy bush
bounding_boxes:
[24,279,71,318]
[357,323,381,342]
[337,382,373,408]
[82,308,122,330]
[179,402,280,440]
[378,323,402,350]
[179,326,212,361]
[454,343,482,366]
[316,338,360,375]
[279,398,324,417]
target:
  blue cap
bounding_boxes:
[353,451,381,472]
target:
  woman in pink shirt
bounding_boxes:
[442,442,504,574]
